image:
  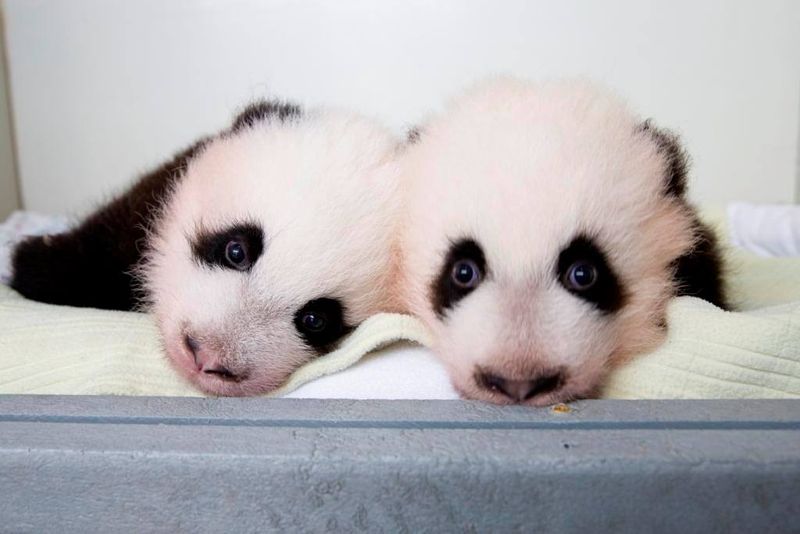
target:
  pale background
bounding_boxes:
[0,0,799,218]
[0,14,18,221]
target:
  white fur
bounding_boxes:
[398,78,698,405]
[142,109,401,396]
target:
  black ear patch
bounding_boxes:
[638,120,689,198]
[557,236,625,313]
[431,239,488,317]
[231,100,302,132]
[406,126,422,144]
[672,217,728,309]
[192,223,264,271]
[294,297,353,354]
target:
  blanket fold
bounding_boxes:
[1,260,799,399]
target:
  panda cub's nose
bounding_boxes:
[184,334,239,381]
[478,369,565,402]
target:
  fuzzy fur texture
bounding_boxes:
[140,108,401,396]
[397,78,726,406]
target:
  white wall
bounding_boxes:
[0,10,18,220]
[3,0,799,215]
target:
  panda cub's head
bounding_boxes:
[141,104,400,396]
[399,78,700,405]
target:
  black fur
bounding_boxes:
[639,120,689,197]
[10,99,302,311]
[192,222,264,272]
[293,298,353,354]
[230,101,302,133]
[431,239,487,317]
[639,121,728,309]
[556,236,625,313]
[672,217,728,309]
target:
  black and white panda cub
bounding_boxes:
[398,78,727,406]
[11,102,401,396]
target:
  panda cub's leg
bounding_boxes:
[638,121,728,310]
[10,141,205,311]
[672,216,728,309]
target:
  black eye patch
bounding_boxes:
[293,298,353,354]
[192,223,264,272]
[556,236,625,313]
[431,239,488,318]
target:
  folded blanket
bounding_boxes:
[603,297,800,399]
[1,207,799,400]
[1,248,799,399]
[0,282,432,397]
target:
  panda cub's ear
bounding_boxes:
[230,100,303,132]
[638,120,690,198]
[406,126,423,144]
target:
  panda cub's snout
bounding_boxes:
[398,77,726,406]
[475,367,567,403]
[182,333,244,382]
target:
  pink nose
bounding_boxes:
[478,369,565,402]
[184,334,238,380]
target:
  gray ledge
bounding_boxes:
[1,396,799,533]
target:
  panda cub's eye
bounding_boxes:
[300,310,327,333]
[192,223,264,272]
[564,261,597,290]
[294,298,352,353]
[432,239,487,317]
[451,259,481,288]
[224,240,249,269]
[557,236,624,313]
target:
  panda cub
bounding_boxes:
[12,103,401,396]
[398,78,726,406]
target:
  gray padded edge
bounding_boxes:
[1,396,799,533]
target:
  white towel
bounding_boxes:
[728,202,800,257]
[0,210,70,284]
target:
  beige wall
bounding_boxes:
[0,9,18,220]
[794,92,800,204]
[3,0,800,215]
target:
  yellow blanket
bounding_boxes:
[0,244,798,399]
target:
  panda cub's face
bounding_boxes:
[143,109,399,396]
[400,79,697,405]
